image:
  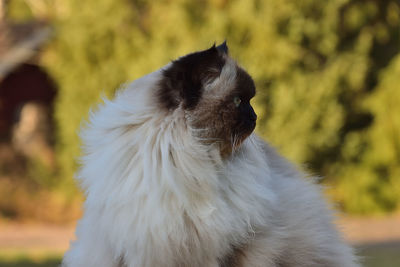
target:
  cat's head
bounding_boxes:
[157,42,257,156]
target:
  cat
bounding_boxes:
[62,42,359,267]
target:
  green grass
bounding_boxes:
[360,244,400,267]
[0,257,61,267]
[0,245,399,267]
[0,252,61,267]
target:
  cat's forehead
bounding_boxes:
[157,44,255,111]
[234,67,256,99]
[203,57,237,95]
[204,57,256,99]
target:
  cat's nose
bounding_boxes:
[249,106,257,122]
[250,112,257,122]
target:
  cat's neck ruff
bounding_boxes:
[78,68,275,218]
[75,73,276,265]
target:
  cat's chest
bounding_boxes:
[184,179,265,247]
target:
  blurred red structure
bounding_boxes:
[0,0,56,174]
[0,64,56,140]
[0,2,55,140]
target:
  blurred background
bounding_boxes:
[0,0,399,266]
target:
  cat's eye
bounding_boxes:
[233,97,241,107]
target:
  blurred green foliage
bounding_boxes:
[9,0,400,214]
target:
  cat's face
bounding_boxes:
[158,43,257,156]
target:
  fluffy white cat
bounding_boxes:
[62,43,359,267]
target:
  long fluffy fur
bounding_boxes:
[63,59,359,267]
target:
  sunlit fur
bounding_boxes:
[63,48,359,267]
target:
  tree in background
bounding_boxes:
[7,0,400,217]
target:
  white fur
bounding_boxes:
[63,66,359,267]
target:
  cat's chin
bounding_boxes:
[219,132,254,158]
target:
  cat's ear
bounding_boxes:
[216,41,228,55]
[159,45,226,110]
